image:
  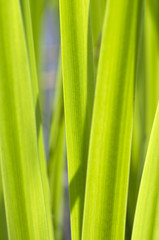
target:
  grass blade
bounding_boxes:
[127,0,159,235]
[0,171,8,239]
[144,0,159,143]
[90,0,106,48]
[0,1,53,239]
[60,0,95,239]
[132,102,159,240]
[90,0,107,73]
[82,0,143,239]
[29,0,45,65]
[126,29,146,237]
[48,58,66,240]
[20,2,54,238]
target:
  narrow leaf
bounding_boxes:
[126,28,146,237]
[48,58,66,240]
[132,103,159,240]
[0,1,52,239]
[29,0,45,65]
[20,2,54,238]
[90,0,106,48]
[144,0,159,143]
[127,0,159,235]
[60,0,95,239]
[82,0,144,239]
[0,171,8,239]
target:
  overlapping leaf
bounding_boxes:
[48,58,66,240]
[132,103,159,240]
[20,2,54,238]
[82,0,144,239]
[0,0,53,239]
[60,0,95,239]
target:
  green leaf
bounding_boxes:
[48,57,66,240]
[90,0,107,74]
[48,119,65,240]
[0,1,53,239]
[60,0,95,239]
[29,0,45,65]
[132,102,159,240]
[82,0,144,239]
[126,29,146,237]
[0,171,8,239]
[127,0,159,235]
[90,0,106,48]
[20,1,54,239]
[144,0,159,143]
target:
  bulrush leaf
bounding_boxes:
[126,30,146,238]
[132,103,159,240]
[60,0,95,239]
[144,0,159,145]
[127,0,159,235]
[82,0,144,239]
[20,2,54,238]
[0,0,53,239]
[90,0,106,48]
[29,0,45,66]
[48,58,66,240]
[90,0,107,74]
[0,170,8,239]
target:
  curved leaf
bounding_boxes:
[60,0,95,239]
[132,103,159,240]
[82,0,144,239]
[0,1,53,239]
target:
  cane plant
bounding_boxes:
[0,0,159,240]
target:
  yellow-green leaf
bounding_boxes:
[132,103,159,240]
[82,0,144,239]
[48,57,66,240]
[60,0,95,239]
[0,1,53,239]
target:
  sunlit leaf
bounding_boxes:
[132,103,159,240]
[0,1,54,239]
[48,57,66,240]
[82,0,144,239]
[60,0,95,239]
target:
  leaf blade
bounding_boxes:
[82,0,144,239]
[0,1,52,239]
[132,103,159,240]
[60,0,95,238]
